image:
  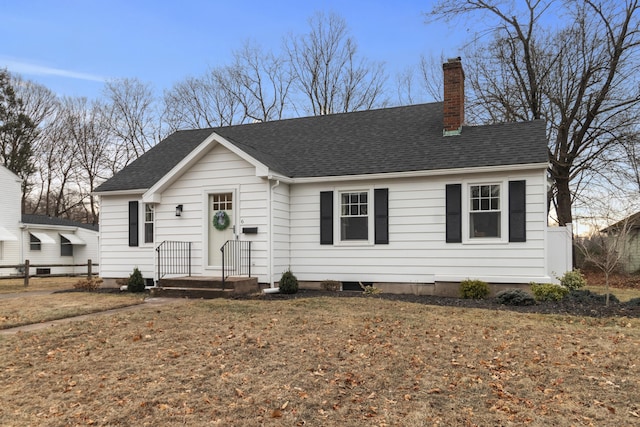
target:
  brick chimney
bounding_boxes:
[443,57,465,135]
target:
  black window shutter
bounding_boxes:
[320,191,333,245]
[374,188,389,244]
[445,184,462,243]
[509,180,526,242]
[128,201,139,247]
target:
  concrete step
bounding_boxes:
[150,287,235,299]
[155,276,259,299]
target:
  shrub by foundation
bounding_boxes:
[279,270,298,294]
[531,282,569,301]
[321,280,341,292]
[460,279,490,299]
[74,277,103,291]
[495,288,535,306]
[128,267,146,293]
[559,269,587,291]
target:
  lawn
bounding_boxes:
[0,296,638,426]
[0,293,145,330]
[0,276,81,294]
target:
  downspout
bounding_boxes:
[269,178,280,288]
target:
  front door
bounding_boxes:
[208,192,235,266]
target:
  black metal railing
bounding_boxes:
[221,240,252,288]
[156,241,192,279]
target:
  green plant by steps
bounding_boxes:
[460,279,490,299]
[279,270,298,294]
[128,267,146,293]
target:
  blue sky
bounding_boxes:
[1,0,466,100]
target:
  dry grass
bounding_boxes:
[0,276,81,294]
[0,293,145,329]
[0,297,638,426]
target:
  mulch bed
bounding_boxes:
[241,289,640,318]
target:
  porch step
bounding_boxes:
[153,276,259,299]
[150,287,236,299]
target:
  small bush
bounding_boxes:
[567,289,620,304]
[495,288,536,306]
[128,267,146,293]
[530,282,569,301]
[559,269,587,291]
[279,270,298,294]
[73,277,103,291]
[321,280,341,292]
[359,282,381,295]
[460,279,490,299]
[627,297,640,307]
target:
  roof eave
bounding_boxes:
[288,162,549,184]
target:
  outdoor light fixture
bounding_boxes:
[175,205,183,217]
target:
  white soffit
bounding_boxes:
[0,226,18,241]
[29,231,56,244]
[59,233,86,245]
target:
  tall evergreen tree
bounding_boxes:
[0,69,38,211]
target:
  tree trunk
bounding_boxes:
[554,175,573,226]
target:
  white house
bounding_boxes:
[95,58,572,293]
[0,165,100,277]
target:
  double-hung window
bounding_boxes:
[144,204,154,244]
[469,184,501,238]
[30,233,42,251]
[340,191,368,241]
[60,235,73,256]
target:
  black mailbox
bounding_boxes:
[242,227,258,234]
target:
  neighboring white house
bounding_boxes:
[95,58,572,293]
[0,165,100,277]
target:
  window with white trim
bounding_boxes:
[340,191,368,241]
[30,233,42,251]
[144,204,154,244]
[469,184,501,238]
[61,235,73,256]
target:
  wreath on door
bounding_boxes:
[213,210,230,231]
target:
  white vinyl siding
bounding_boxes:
[290,170,549,284]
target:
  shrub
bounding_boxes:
[359,282,381,295]
[279,270,298,294]
[567,289,620,304]
[627,297,640,307]
[559,269,587,291]
[127,267,146,293]
[73,277,103,291]
[321,280,341,292]
[460,279,490,299]
[530,282,569,301]
[495,288,536,306]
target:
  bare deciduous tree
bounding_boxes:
[430,0,640,226]
[224,42,292,122]
[576,206,636,306]
[103,78,163,169]
[163,70,245,131]
[285,12,388,115]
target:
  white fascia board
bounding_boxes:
[24,223,78,232]
[93,188,147,197]
[288,162,549,184]
[213,133,278,178]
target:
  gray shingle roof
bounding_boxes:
[22,214,99,231]
[95,103,548,193]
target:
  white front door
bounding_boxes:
[208,192,235,266]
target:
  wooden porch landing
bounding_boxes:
[151,276,259,299]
